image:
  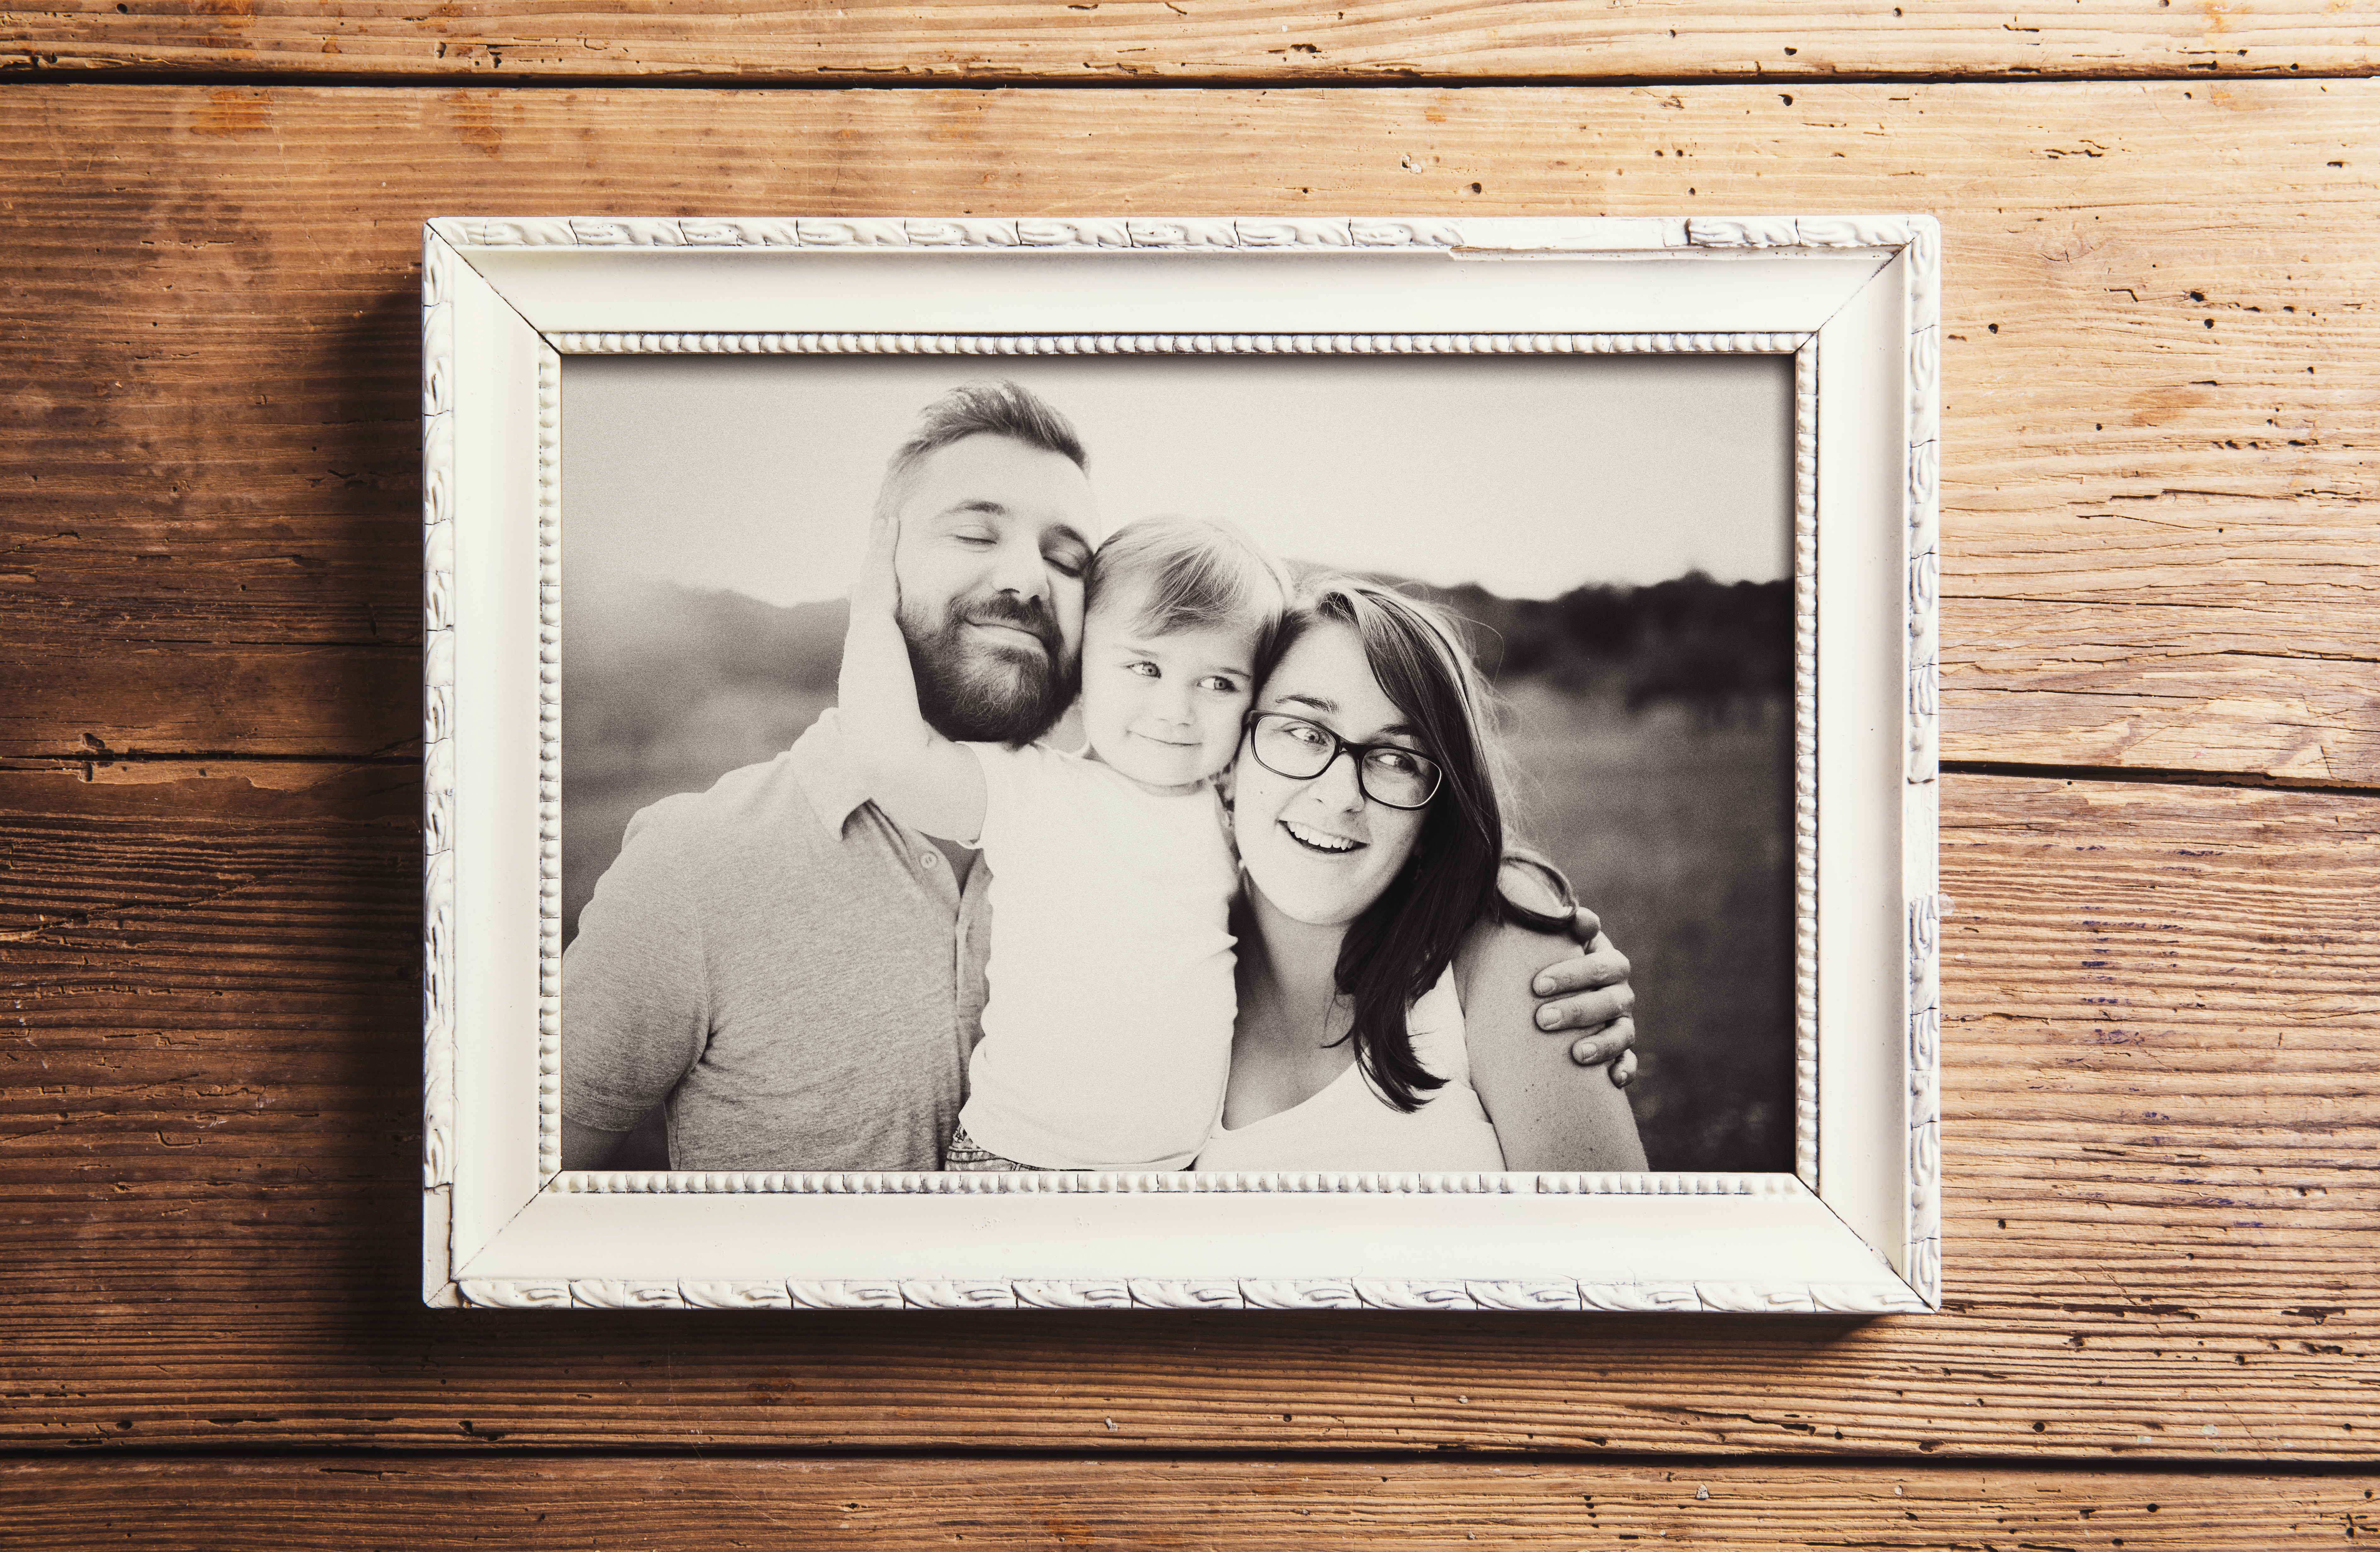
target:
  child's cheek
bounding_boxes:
[1076,667,1122,720]
[1207,691,1255,771]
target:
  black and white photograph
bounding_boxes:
[554,348,1798,1181]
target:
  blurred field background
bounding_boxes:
[562,571,1793,1173]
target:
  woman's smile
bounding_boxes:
[1280,819,1363,854]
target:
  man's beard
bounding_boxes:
[899,589,1077,746]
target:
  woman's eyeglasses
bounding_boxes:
[1243,711,1443,810]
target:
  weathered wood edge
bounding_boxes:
[3,1454,2376,1550]
[5,0,2376,86]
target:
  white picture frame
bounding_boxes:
[421,215,1943,1314]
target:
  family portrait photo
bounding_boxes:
[553,347,1799,1182]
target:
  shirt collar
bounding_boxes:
[787,708,872,840]
[789,708,1081,841]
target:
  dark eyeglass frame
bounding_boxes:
[1241,711,1444,811]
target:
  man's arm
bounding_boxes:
[561,1116,627,1172]
[1499,861,1638,1086]
[558,804,713,1169]
[837,507,986,842]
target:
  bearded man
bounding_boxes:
[560,382,1635,1173]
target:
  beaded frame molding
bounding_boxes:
[423,215,1943,1313]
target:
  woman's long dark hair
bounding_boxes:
[1255,580,1572,1112]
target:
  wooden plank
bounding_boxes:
[3,83,2374,778]
[4,765,2374,1455]
[4,1457,2379,1549]
[5,0,2376,84]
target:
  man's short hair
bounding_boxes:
[876,380,1087,516]
[1084,514,1291,654]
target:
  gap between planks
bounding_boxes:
[20,752,2377,801]
[4,1444,2380,1472]
[3,65,2378,90]
[1938,761,2380,799]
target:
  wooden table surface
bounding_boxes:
[3,8,2376,1545]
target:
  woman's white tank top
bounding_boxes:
[1193,965,1506,1173]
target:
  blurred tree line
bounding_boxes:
[1399,572,1794,713]
[568,571,1795,775]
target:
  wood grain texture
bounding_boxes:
[5,765,2374,1455]
[4,1457,2379,1549]
[5,0,2376,84]
[5,72,2378,1533]
[4,83,2374,779]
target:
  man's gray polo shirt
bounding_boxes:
[561,710,992,1172]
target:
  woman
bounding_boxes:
[1197,579,1647,1172]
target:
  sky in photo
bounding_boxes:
[565,350,1794,606]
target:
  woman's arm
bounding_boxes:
[1458,915,1648,1172]
[837,507,986,842]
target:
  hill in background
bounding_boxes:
[566,570,1795,788]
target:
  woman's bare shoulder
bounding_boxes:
[1456,915,1647,1172]
[1454,914,1569,1042]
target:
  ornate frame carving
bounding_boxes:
[423,215,1941,1313]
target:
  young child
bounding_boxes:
[840,509,1289,1171]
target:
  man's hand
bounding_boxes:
[852,504,902,620]
[1532,905,1638,1088]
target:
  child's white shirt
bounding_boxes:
[955,740,1239,1170]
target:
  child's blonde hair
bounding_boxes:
[1084,515,1292,657]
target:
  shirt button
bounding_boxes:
[921,851,939,867]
